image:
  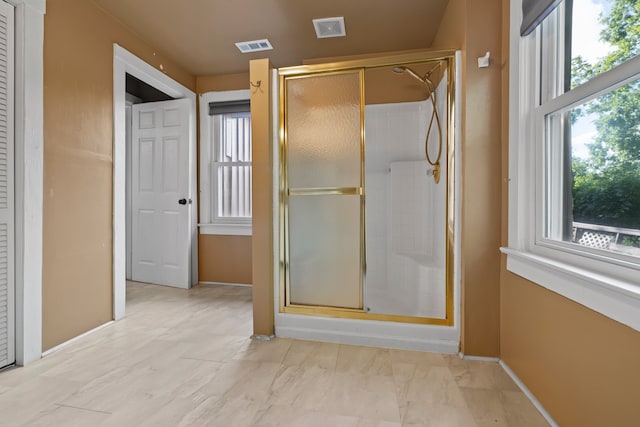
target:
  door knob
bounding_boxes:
[178,198,187,205]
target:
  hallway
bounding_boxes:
[0,282,548,426]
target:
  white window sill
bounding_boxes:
[198,223,252,236]
[501,247,640,332]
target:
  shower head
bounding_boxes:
[392,63,442,86]
[391,66,425,83]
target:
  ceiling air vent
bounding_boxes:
[313,17,346,38]
[235,39,273,53]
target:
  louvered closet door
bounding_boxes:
[0,1,15,369]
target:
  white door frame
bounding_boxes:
[113,44,198,320]
[125,93,141,281]
[10,0,45,366]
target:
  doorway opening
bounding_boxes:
[113,45,198,320]
[125,73,174,282]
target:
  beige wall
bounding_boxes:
[459,0,503,357]
[499,2,640,425]
[43,0,195,350]
[195,72,253,284]
[196,73,249,95]
[249,59,274,336]
[432,0,502,357]
[433,2,640,423]
[433,0,640,423]
[431,0,466,49]
[500,268,640,425]
[198,236,252,284]
[305,51,444,105]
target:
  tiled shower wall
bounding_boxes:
[364,75,448,318]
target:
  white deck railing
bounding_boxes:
[573,221,640,256]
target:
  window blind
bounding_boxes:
[521,0,563,35]
[209,100,250,116]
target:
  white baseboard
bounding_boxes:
[458,353,500,362]
[41,321,114,358]
[251,334,276,341]
[499,360,558,427]
[198,281,252,287]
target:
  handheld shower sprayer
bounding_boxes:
[392,63,443,184]
[392,63,441,86]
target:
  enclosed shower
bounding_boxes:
[364,61,449,319]
[276,50,459,350]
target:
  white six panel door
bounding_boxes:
[0,0,14,369]
[132,99,191,288]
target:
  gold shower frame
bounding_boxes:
[278,49,457,326]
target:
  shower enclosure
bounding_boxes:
[278,50,457,330]
[365,61,449,319]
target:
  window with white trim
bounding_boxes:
[506,0,640,331]
[199,90,252,235]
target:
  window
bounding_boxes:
[506,0,640,331]
[199,90,252,235]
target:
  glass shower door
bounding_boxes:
[283,70,364,309]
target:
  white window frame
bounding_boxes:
[504,0,640,332]
[199,90,252,236]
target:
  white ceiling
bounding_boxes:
[92,0,449,76]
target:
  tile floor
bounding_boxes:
[0,282,549,426]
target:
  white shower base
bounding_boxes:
[275,312,460,354]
